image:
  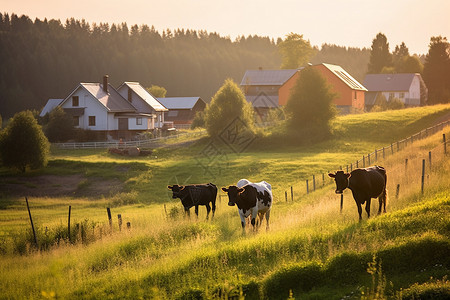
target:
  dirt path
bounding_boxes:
[0,175,123,198]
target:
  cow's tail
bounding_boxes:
[377,166,387,213]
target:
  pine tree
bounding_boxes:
[423,36,450,104]
[368,33,392,74]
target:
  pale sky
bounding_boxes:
[1,0,449,55]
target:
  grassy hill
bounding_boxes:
[0,104,449,299]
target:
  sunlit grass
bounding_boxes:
[0,105,449,299]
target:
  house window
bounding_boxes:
[136,117,142,125]
[72,96,79,107]
[88,116,96,126]
[354,91,357,100]
[389,93,395,100]
[399,92,405,99]
[73,116,79,126]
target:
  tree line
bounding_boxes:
[0,13,372,120]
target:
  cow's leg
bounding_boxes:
[377,196,383,215]
[194,205,199,218]
[356,202,363,221]
[205,203,211,220]
[265,210,271,231]
[211,200,216,218]
[239,213,246,231]
[365,198,371,218]
[185,207,190,218]
[251,207,258,230]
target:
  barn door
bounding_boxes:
[118,118,129,140]
[118,118,128,130]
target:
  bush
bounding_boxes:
[204,78,254,137]
[286,66,336,139]
[387,97,405,110]
[191,111,205,129]
[44,106,75,142]
[0,110,50,172]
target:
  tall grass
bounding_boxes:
[0,105,449,299]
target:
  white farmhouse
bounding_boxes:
[363,73,428,110]
[47,75,168,140]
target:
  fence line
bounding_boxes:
[55,130,206,149]
[285,119,450,201]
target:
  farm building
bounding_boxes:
[363,73,428,110]
[240,63,367,116]
[157,97,206,129]
[41,75,169,141]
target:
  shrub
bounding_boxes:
[204,78,254,137]
[0,110,50,172]
[44,106,75,142]
[285,66,336,140]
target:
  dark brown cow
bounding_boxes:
[328,166,387,220]
[167,183,217,219]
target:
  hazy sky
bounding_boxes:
[1,0,449,55]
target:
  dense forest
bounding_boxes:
[0,13,371,119]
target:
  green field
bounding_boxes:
[0,105,450,299]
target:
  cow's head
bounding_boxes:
[222,186,244,206]
[328,171,350,194]
[167,184,185,199]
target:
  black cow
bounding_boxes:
[167,183,217,219]
[328,166,387,221]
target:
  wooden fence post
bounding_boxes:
[26,197,38,248]
[118,214,122,231]
[285,191,288,202]
[383,147,385,159]
[322,173,325,187]
[421,159,425,194]
[428,151,432,170]
[107,208,112,231]
[444,134,447,154]
[396,184,400,199]
[391,143,394,155]
[363,156,365,168]
[126,222,131,229]
[368,153,371,165]
[405,158,408,172]
[68,205,71,243]
[313,175,316,192]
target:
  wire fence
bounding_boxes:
[55,130,206,149]
[282,119,450,202]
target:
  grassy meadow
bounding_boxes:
[0,104,450,299]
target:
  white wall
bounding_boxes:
[60,88,111,131]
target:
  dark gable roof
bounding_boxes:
[157,97,205,110]
[240,69,299,86]
[363,73,417,92]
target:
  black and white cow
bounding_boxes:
[167,183,217,219]
[222,179,272,230]
[328,166,387,221]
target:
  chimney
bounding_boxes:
[103,75,109,93]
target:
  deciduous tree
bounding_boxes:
[0,110,49,172]
[286,67,336,139]
[278,33,315,69]
[204,79,254,137]
[147,85,167,98]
